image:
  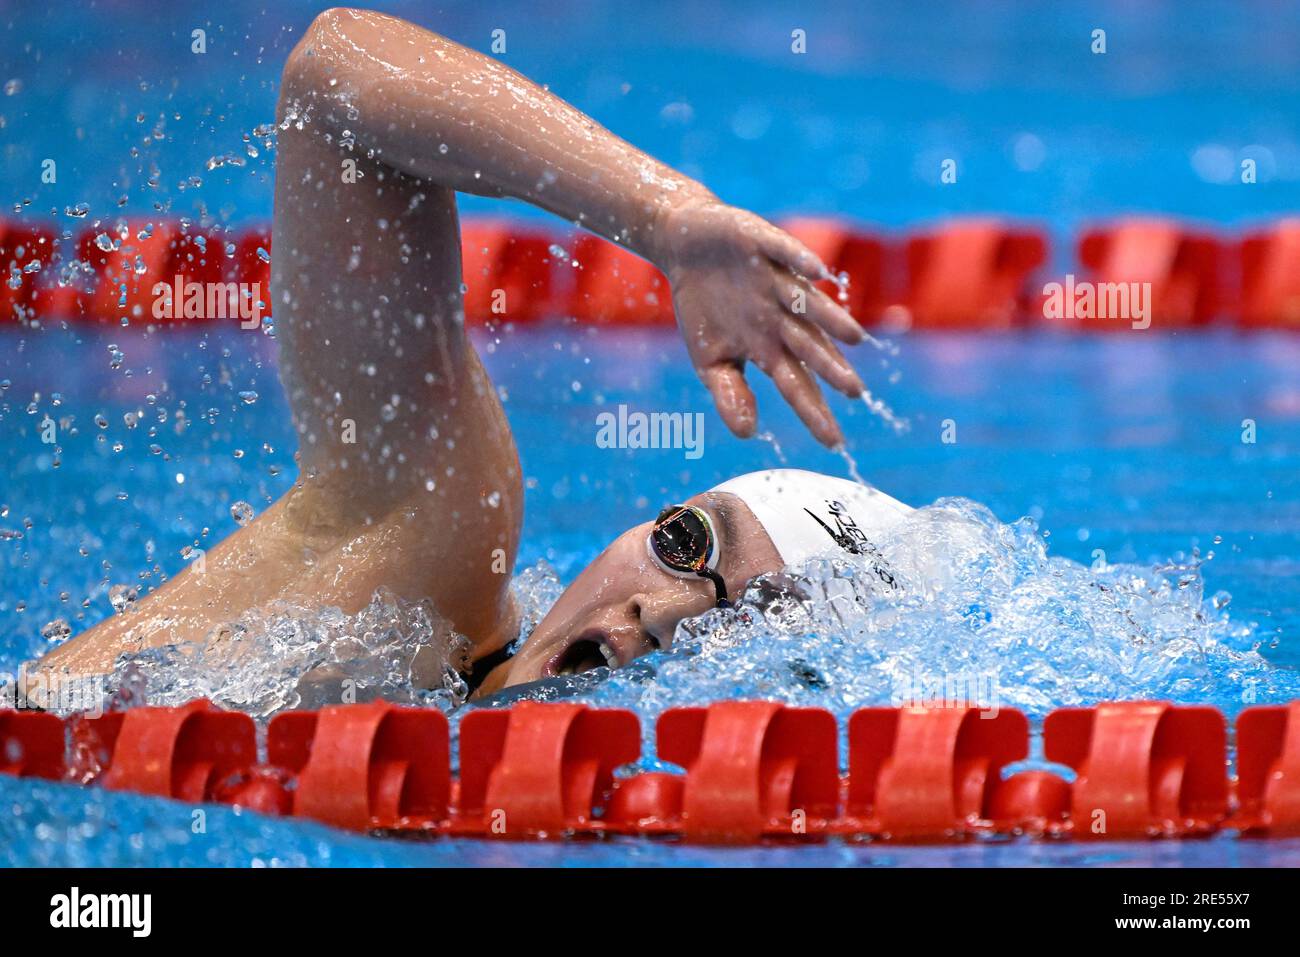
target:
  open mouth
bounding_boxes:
[547,634,619,677]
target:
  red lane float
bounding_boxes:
[457,701,638,836]
[1235,701,1300,835]
[568,233,674,325]
[779,217,892,325]
[0,217,268,326]
[0,710,65,779]
[77,221,179,322]
[652,701,839,841]
[1044,701,1227,838]
[0,222,58,321]
[75,221,234,324]
[902,219,1047,329]
[75,699,259,803]
[270,701,450,831]
[1071,218,1225,330]
[1238,219,1300,330]
[6,698,1300,842]
[8,214,1300,330]
[845,706,1045,838]
[228,228,272,318]
[460,220,556,325]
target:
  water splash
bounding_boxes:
[101,588,472,720]
[833,442,868,485]
[500,498,1298,745]
[753,429,788,464]
[859,387,909,434]
[507,560,565,652]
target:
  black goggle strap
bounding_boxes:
[698,566,730,608]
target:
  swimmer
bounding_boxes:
[30,8,901,701]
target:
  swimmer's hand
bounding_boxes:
[654,197,868,447]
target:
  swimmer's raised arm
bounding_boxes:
[25,6,871,693]
[285,8,868,445]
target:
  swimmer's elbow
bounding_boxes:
[282,8,358,93]
[278,8,470,174]
[282,8,452,103]
[301,7,372,48]
[308,6,365,29]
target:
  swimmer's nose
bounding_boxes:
[628,594,677,654]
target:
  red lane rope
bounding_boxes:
[2,698,1298,843]
[4,215,1300,331]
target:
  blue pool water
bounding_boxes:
[3,0,1300,865]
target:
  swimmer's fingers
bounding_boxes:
[758,351,844,448]
[772,273,865,346]
[700,363,758,439]
[756,226,832,282]
[779,318,866,398]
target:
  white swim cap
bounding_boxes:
[711,468,912,567]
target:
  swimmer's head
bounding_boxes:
[484,469,911,692]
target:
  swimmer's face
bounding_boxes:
[489,491,782,691]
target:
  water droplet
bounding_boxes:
[108,584,138,613]
[230,501,255,526]
[40,618,71,643]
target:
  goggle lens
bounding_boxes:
[652,505,713,572]
[649,505,729,608]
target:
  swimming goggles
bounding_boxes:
[648,505,730,608]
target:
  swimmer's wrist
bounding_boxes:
[643,184,718,270]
